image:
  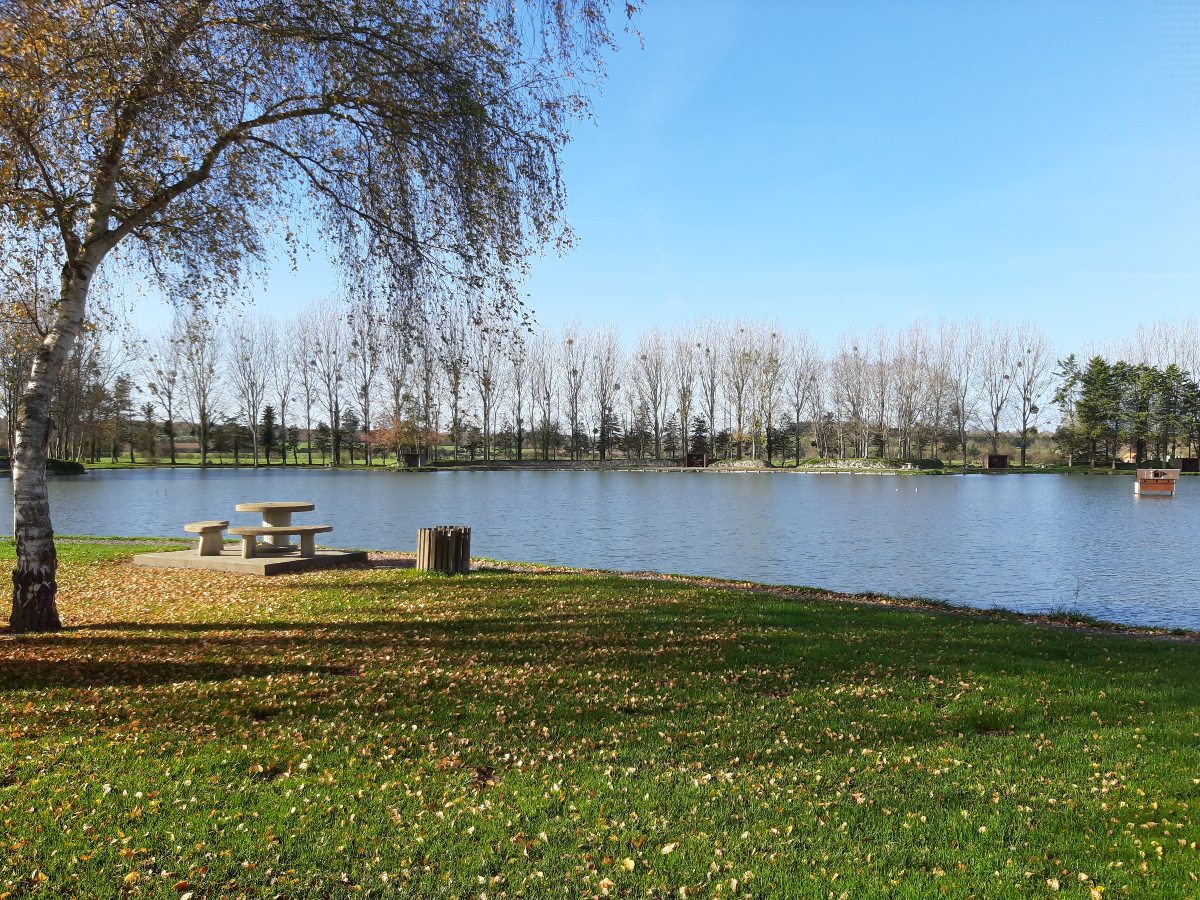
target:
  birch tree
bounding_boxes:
[0,0,634,631]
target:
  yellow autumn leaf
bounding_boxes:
[123,871,139,884]
[660,842,678,854]
[622,858,635,871]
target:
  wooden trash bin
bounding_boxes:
[1135,468,1181,496]
[416,526,471,574]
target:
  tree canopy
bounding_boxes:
[0,0,633,315]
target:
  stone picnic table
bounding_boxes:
[144,500,364,574]
[234,501,315,552]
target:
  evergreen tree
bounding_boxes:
[1077,357,1117,468]
[259,406,277,466]
[663,413,680,458]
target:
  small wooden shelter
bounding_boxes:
[1135,468,1181,496]
[983,454,1009,469]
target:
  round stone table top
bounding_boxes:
[234,502,315,513]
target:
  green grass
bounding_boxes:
[1,549,1198,898]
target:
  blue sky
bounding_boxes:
[146,1,1200,351]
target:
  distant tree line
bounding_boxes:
[3,305,1198,468]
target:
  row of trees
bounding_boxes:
[9,308,1199,468]
[1055,356,1200,467]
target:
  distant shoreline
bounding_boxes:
[14,460,1185,476]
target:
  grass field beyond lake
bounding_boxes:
[1,542,1198,899]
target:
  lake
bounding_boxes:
[4,468,1198,629]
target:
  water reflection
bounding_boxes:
[7,468,1198,629]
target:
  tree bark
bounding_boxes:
[11,263,92,633]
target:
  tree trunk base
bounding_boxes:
[10,561,61,633]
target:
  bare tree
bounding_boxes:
[416,321,442,460]
[829,333,870,458]
[289,314,318,466]
[1010,321,1055,466]
[443,318,468,461]
[531,331,558,461]
[633,327,669,459]
[698,319,723,460]
[590,325,623,461]
[179,308,221,468]
[508,338,529,461]
[924,322,954,459]
[562,323,589,460]
[309,301,347,466]
[946,318,982,466]
[786,330,821,465]
[143,327,183,464]
[892,322,929,458]
[980,321,1016,455]
[226,315,268,466]
[347,297,381,464]
[723,322,757,459]
[671,324,700,459]
[867,327,892,458]
[751,324,785,462]
[468,325,506,462]
[381,314,412,436]
[263,316,293,465]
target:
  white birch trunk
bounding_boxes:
[10,261,93,632]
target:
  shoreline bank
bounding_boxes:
[14,536,1200,642]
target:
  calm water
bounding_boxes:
[4,468,1198,629]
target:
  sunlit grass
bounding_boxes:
[1,543,1197,898]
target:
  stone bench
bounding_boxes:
[184,520,229,557]
[228,525,332,559]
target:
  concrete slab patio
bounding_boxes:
[132,545,369,575]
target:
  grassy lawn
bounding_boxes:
[1,543,1198,899]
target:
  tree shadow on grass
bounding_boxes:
[0,658,368,689]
